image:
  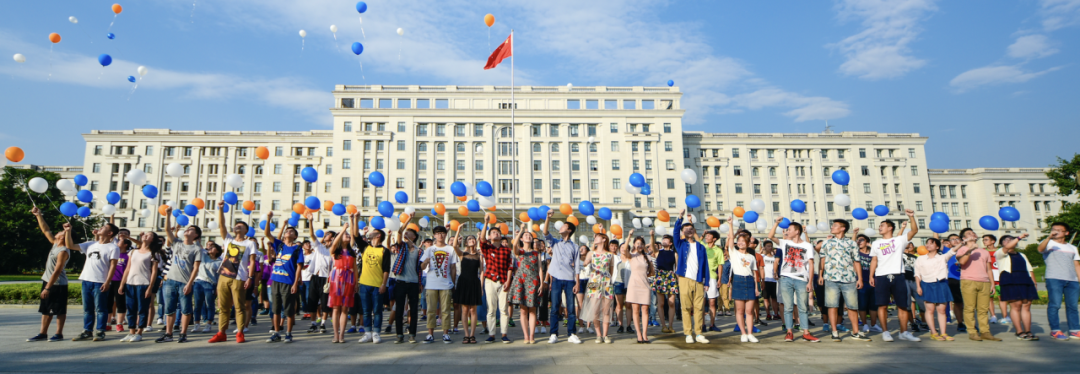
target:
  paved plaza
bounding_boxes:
[1,305,1078,373]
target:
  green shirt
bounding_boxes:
[701,241,724,280]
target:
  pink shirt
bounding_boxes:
[958,246,992,283]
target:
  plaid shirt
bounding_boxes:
[480,241,513,283]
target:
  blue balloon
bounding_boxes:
[578,201,595,216]
[77,206,91,217]
[378,201,395,218]
[77,190,93,203]
[59,202,78,217]
[106,33,115,40]
[221,204,229,213]
[288,217,299,227]
[467,200,480,212]
[371,216,385,230]
[332,203,346,216]
[315,229,325,238]
[527,207,540,221]
[351,42,364,55]
[106,192,121,205]
[357,220,367,230]
[450,181,467,197]
[184,204,199,217]
[628,173,645,188]
[790,199,806,213]
[929,219,950,234]
[979,216,999,231]
[301,167,318,183]
[368,171,385,187]
[476,222,485,231]
[291,212,301,220]
[931,212,949,222]
[540,205,551,217]
[176,215,189,226]
[743,211,759,223]
[73,174,88,186]
[142,185,158,199]
[640,183,651,196]
[98,54,112,67]
[667,79,674,87]
[598,207,613,220]
[998,207,1020,222]
[172,209,182,218]
[874,205,889,217]
[395,191,409,204]
[779,218,791,229]
[852,208,868,220]
[356,1,367,13]
[305,196,321,210]
[259,220,275,231]
[685,195,701,209]
[223,191,238,205]
[831,170,850,186]
[242,209,252,215]
[127,76,135,83]
[247,227,256,237]
[431,208,438,217]
[476,181,493,197]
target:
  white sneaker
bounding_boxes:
[746,334,759,343]
[861,324,869,333]
[881,331,894,342]
[899,331,921,342]
[588,327,595,334]
[358,332,373,343]
[695,335,709,344]
[145,326,155,332]
[372,333,382,344]
[604,337,612,344]
[989,315,998,324]
[1000,317,1012,325]
[534,327,540,334]
[120,334,132,342]
[595,337,603,344]
[740,334,748,343]
[155,318,164,326]
[685,335,695,344]
[870,324,883,333]
[129,334,143,342]
[568,334,582,344]
[548,334,558,344]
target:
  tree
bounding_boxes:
[0,167,101,274]
[1043,154,1080,245]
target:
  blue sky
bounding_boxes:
[1,0,1078,168]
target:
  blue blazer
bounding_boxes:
[673,218,710,284]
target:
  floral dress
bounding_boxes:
[587,252,614,298]
[509,250,542,307]
[327,253,355,308]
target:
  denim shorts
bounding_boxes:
[824,280,858,310]
[613,282,627,296]
[162,279,194,316]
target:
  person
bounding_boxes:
[542,210,583,344]
[27,208,77,342]
[902,239,925,332]
[508,224,545,344]
[915,237,957,341]
[349,213,390,344]
[726,218,759,343]
[299,241,313,320]
[208,201,257,343]
[672,210,710,344]
[818,219,870,342]
[983,234,1007,325]
[452,230,484,344]
[1036,222,1080,340]
[194,241,222,333]
[325,215,356,343]
[855,234,880,333]
[582,232,614,344]
[651,229,679,334]
[758,240,780,322]
[622,231,654,343]
[701,230,724,332]
[391,222,423,344]
[71,220,121,342]
[420,225,458,344]
[108,234,131,334]
[534,240,548,335]
[305,223,333,334]
[955,227,1000,341]
[261,212,305,343]
[868,209,921,342]
[767,217,819,343]
[118,231,164,342]
[478,222,514,344]
[996,234,1038,340]
[159,215,203,343]
[942,234,967,333]
[612,239,631,335]
[576,244,590,334]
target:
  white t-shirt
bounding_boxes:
[301,251,313,281]
[729,248,757,277]
[220,234,257,281]
[420,245,459,290]
[1044,240,1080,282]
[870,236,909,276]
[78,241,121,284]
[762,253,778,282]
[778,239,815,282]
[686,242,701,280]
[308,241,332,278]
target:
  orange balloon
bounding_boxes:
[532,224,540,232]
[158,204,169,216]
[434,203,446,215]
[519,212,531,223]
[485,213,496,224]
[611,224,623,238]
[400,213,411,223]
[346,204,357,214]
[292,203,306,215]
[499,223,509,235]
[450,220,460,231]
[458,205,469,216]
[917,246,928,256]
[484,14,495,27]
[559,203,573,215]
[5,147,25,162]
[112,3,122,14]
[706,216,720,228]
[657,211,670,223]
[306,208,318,215]
[407,223,420,232]
[191,198,205,210]
[488,205,496,211]
[243,201,255,211]
[592,224,602,234]
[733,207,745,218]
[323,200,334,211]
[567,215,579,225]
[255,146,269,160]
[49,33,61,44]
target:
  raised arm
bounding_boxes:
[904,209,918,241]
[543,210,553,237]
[672,209,686,249]
[349,212,360,242]
[767,217,782,245]
[264,212,278,242]
[216,201,229,238]
[31,207,55,244]
[165,208,175,246]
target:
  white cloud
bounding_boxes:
[949,64,1060,92]
[1039,0,1080,31]
[1007,34,1058,59]
[829,0,938,80]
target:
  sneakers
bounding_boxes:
[685,335,695,344]
[849,332,872,341]
[802,333,819,343]
[321,326,328,334]
[155,334,174,343]
[568,334,582,344]
[588,327,595,334]
[359,333,373,343]
[358,327,366,334]
[307,324,318,333]
[48,334,64,342]
[208,332,227,343]
[869,324,883,333]
[115,325,124,333]
[178,334,189,343]
[372,333,382,344]
[746,334,759,343]
[861,324,870,333]
[156,318,164,326]
[423,334,435,344]
[899,331,921,342]
[395,335,406,344]
[741,334,749,343]
[409,335,417,343]
[128,334,142,342]
[957,323,968,333]
[604,337,612,344]
[548,334,558,344]
[1050,331,1068,340]
[881,331,894,342]
[595,336,603,344]
[93,331,106,341]
[784,331,795,342]
[999,317,1012,325]
[442,334,452,344]
[502,336,512,344]
[485,336,496,343]
[236,332,246,343]
[383,326,391,334]
[346,327,357,334]
[145,325,155,333]
[708,326,722,332]
[266,333,282,343]
[27,334,47,342]
[1069,331,1080,340]
[695,335,709,344]
[989,315,998,324]
[73,330,93,341]
[617,326,625,334]
[832,331,842,342]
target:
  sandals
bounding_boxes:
[1017,332,1039,341]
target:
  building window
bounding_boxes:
[534,179,542,190]
[735,183,743,194]
[94,145,103,155]
[864,183,872,193]
[733,166,742,176]
[859,148,866,158]
[550,125,559,137]
[343,140,351,151]
[342,159,351,169]
[910,166,919,176]
[732,148,740,158]
[610,123,618,133]
[612,178,621,189]
[861,166,870,176]
[418,160,427,170]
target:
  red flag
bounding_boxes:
[484,34,512,70]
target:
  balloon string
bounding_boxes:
[398,39,401,61]
[16,177,38,209]
[191,0,197,23]
[359,59,366,81]
[301,39,305,53]
[48,45,53,81]
[108,15,117,33]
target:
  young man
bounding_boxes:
[72,221,122,341]
[263,212,305,343]
[818,220,870,342]
[943,234,967,332]
[673,210,711,344]
[543,210,583,344]
[159,223,203,343]
[767,217,818,343]
[867,209,920,342]
[421,226,458,344]
[1037,222,1080,340]
[479,222,515,343]
[351,212,391,343]
[209,201,257,343]
[855,234,880,332]
[29,208,76,342]
[955,228,1000,341]
[983,234,1008,325]
[305,219,333,334]
[702,230,724,332]
[392,224,424,343]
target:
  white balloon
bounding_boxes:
[101,205,116,215]
[806,225,818,234]
[140,209,151,218]
[539,224,546,232]
[680,169,697,185]
[749,199,766,214]
[208,221,219,230]
[69,16,78,24]
[586,216,597,225]
[137,65,148,77]
[418,216,429,228]
[166,163,184,178]
[625,183,641,194]
[579,235,589,244]
[567,83,573,88]
[655,226,666,236]
[864,228,877,237]
[404,206,416,215]
[642,217,653,227]
[818,221,830,232]
[588,136,595,143]
[756,220,768,230]
[28,177,48,193]
[299,29,307,38]
[611,218,622,227]
[396,27,404,36]
[834,193,851,207]
[330,24,338,33]
[56,179,74,192]
[462,182,474,197]
[718,225,730,234]
[225,174,243,189]
[61,188,76,197]
[902,228,911,237]
[386,217,401,231]
[554,221,564,231]
[13,53,26,63]
[479,196,496,208]
[166,200,176,208]
[632,218,642,229]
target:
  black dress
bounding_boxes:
[454,256,483,306]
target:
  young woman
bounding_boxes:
[758,240,780,321]
[903,239,925,332]
[652,232,679,334]
[118,232,165,342]
[727,218,760,343]
[582,233,614,343]
[996,234,1039,340]
[109,237,131,333]
[623,231,654,343]
[856,234,880,332]
[612,239,631,334]
[28,207,77,342]
[508,224,545,344]
[452,230,484,344]
[194,242,222,333]
[326,217,356,343]
[914,237,957,341]
[535,239,549,335]
[576,244,591,333]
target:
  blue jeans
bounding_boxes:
[649,289,658,321]
[358,284,384,330]
[81,281,110,332]
[780,277,809,331]
[156,281,166,320]
[193,280,216,323]
[548,278,577,336]
[1046,279,1080,333]
[125,285,152,329]
[162,279,194,316]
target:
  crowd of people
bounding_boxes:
[24,203,1080,345]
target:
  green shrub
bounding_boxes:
[1022,243,1045,268]
[0,283,80,304]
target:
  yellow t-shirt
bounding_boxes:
[358,246,390,288]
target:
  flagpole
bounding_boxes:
[510,29,517,232]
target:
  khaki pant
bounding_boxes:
[216,277,247,334]
[717,282,732,311]
[678,276,705,336]
[961,280,993,334]
[484,279,510,335]
[426,289,453,332]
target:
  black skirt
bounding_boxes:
[453,258,484,306]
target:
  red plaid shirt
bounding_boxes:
[480,241,513,283]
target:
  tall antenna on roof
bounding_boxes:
[824,120,834,134]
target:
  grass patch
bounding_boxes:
[0,274,79,282]
[0,283,80,304]
[1034,267,1046,283]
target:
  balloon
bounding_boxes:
[127,76,135,83]
[223,191,238,205]
[915,246,927,256]
[478,196,496,208]
[476,181,493,197]
[930,212,950,222]
[107,33,115,40]
[805,224,817,234]
[222,205,230,214]
[396,28,404,36]
[667,80,674,87]
[330,25,338,33]
[559,203,573,215]
[184,204,199,217]
[834,194,851,207]
[69,16,78,24]
[208,221,218,230]
[418,216,429,228]
[97,54,112,67]
[356,1,367,13]
[112,3,122,14]
[395,191,409,204]
[640,184,651,196]
[831,170,850,186]
[332,204,346,216]
[484,14,495,27]
[611,225,623,238]
[78,206,91,218]
[137,66,148,76]
[791,199,806,213]
[247,227,256,237]
[242,208,252,215]
[628,173,645,188]
[719,225,730,234]
[864,228,877,237]
[434,203,446,215]
[449,220,460,231]
[56,179,73,192]
[642,217,653,227]
[592,224,604,234]
[929,219,949,234]
[458,205,469,216]
[28,177,48,193]
[59,202,78,217]
[462,182,474,197]
[657,210,670,223]
[743,211,759,223]
[818,221,830,232]
[612,218,622,226]
[519,212,531,223]
[680,169,697,184]
[255,146,269,160]
[351,42,364,55]
[377,201,394,217]
[852,208,868,220]
[598,207,613,220]
[554,221,564,231]
[624,183,641,195]
[126,169,147,186]
[403,206,416,216]
[141,184,157,198]
[301,167,318,183]
[299,30,307,38]
[171,209,181,218]
[632,218,642,229]
[13,53,26,63]
[706,216,720,228]
[749,199,765,213]
[979,215,999,231]
[166,163,184,178]
[527,207,540,221]
[567,216,579,225]
[5,147,25,162]
[158,205,169,216]
[100,204,115,216]
[578,201,595,216]
[457,196,467,202]
[873,205,889,216]
[226,174,243,189]
[532,224,540,232]
[49,33,61,44]
[465,200,479,212]
[485,213,497,224]
[586,216,597,225]
[305,196,321,211]
[322,200,334,211]
[733,207,745,218]
[778,218,791,229]
[655,226,666,236]
[187,198,203,210]
[998,206,1020,222]
[685,195,701,209]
